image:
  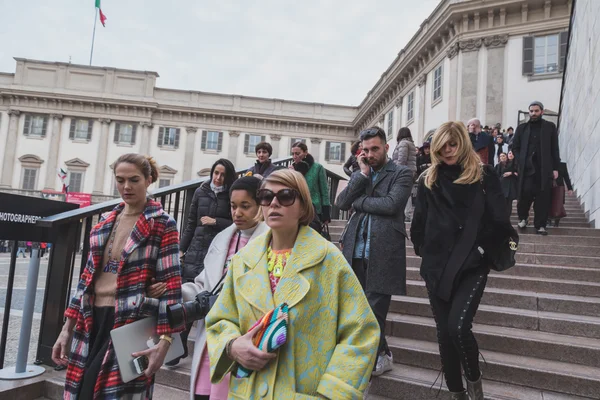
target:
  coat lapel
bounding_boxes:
[236,232,276,315]
[371,160,394,191]
[274,226,325,309]
[121,201,163,262]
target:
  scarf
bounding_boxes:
[210,181,226,194]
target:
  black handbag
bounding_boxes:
[478,169,518,272]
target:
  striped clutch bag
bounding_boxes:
[235,303,289,378]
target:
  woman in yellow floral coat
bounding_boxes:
[206,169,379,399]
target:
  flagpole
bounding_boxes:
[89,8,98,66]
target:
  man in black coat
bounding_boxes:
[336,126,413,377]
[511,101,560,235]
[467,118,495,165]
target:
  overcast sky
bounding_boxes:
[0,0,440,105]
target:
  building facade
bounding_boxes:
[558,0,599,227]
[0,0,571,199]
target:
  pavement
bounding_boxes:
[0,253,80,369]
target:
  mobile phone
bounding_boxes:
[133,355,149,374]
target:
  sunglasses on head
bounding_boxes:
[256,189,299,207]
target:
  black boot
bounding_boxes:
[449,391,468,400]
[466,374,484,400]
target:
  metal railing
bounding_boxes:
[0,157,346,368]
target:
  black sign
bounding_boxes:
[0,193,78,241]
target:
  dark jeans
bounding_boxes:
[517,175,552,229]
[426,269,487,392]
[351,258,391,356]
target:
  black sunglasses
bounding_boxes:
[359,128,382,141]
[256,189,299,207]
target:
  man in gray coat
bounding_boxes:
[336,126,413,377]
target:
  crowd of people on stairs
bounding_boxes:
[49,99,570,400]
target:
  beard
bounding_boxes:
[530,114,541,122]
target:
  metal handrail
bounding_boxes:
[36,156,298,227]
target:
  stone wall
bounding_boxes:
[559,0,600,227]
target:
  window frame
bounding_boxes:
[158,178,172,188]
[387,110,394,139]
[21,168,39,190]
[73,119,90,140]
[68,171,84,193]
[206,131,220,151]
[24,114,48,137]
[328,142,343,162]
[245,134,263,154]
[432,64,443,103]
[162,127,178,147]
[406,91,415,123]
[533,34,559,75]
[118,123,134,144]
[289,137,306,154]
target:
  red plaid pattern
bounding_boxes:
[63,200,184,399]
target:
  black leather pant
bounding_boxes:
[427,269,487,392]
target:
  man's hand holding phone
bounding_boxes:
[358,151,370,177]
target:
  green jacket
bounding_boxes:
[303,155,330,215]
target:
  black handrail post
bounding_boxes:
[0,242,18,369]
[35,222,79,366]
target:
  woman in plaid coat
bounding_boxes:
[52,153,185,399]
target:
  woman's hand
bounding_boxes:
[51,321,75,366]
[230,324,276,371]
[288,164,294,170]
[200,216,217,225]
[147,278,167,299]
[132,339,171,378]
[503,172,512,177]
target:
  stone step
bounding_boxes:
[512,220,591,228]
[406,263,600,287]
[41,368,190,399]
[155,354,193,391]
[406,252,600,269]
[386,336,600,398]
[405,280,600,318]
[386,313,600,368]
[369,363,592,400]
[329,229,600,247]
[391,296,600,340]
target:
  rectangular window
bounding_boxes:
[113,122,137,145]
[433,64,443,102]
[206,131,219,150]
[113,179,120,196]
[244,134,266,154]
[533,34,559,74]
[74,120,89,140]
[158,178,172,188]
[24,115,48,137]
[158,127,181,148]
[21,168,37,190]
[69,172,84,193]
[290,138,306,154]
[325,141,346,162]
[407,91,415,122]
[387,110,394,138]
[163,128,177,146]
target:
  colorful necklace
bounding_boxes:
[266,245,290,278]
[103,214,123,274]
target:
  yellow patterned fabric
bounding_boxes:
[205,225,379,399]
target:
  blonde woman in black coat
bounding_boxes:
[411,121,515,400]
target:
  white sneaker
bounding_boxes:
[518,219,528,229]
[372,352,393,377]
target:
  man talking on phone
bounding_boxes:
[336,126,413,377]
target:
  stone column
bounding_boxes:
[93,118,111,195]
[310,138,322,162]
[0,109,21,188]
[417,74,427,142]
[44,114,64,190]
[459,38,483,121]
[484,35,509,126]
[446,44,460,121]
[228,131,240,166]
[270,134,281,158]
[139,122,153,155]
[183,127,197,181]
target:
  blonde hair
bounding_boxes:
[114,153,159,183]
[261,169,315,226]
[424,121,482,189]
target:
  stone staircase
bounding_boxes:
[329,195,600,400]
[6,196,599,400]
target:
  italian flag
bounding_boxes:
[96,0,107,27]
